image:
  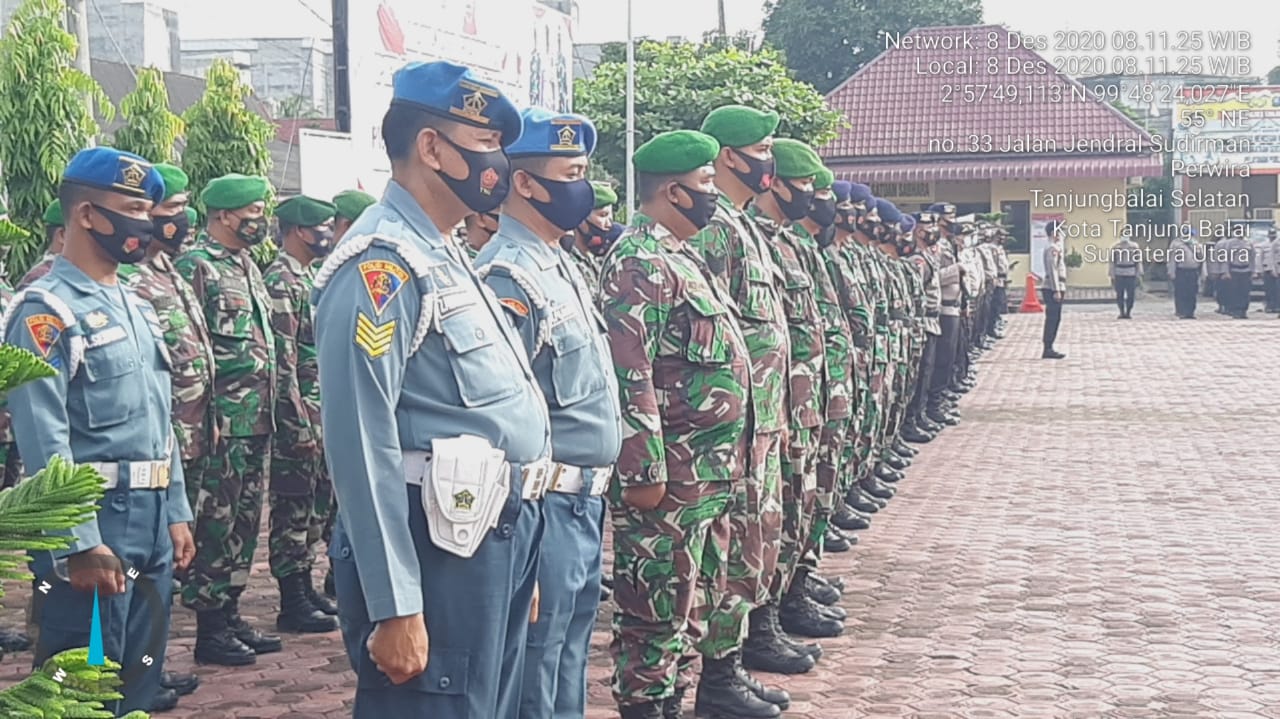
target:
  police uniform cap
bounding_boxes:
[814,167,835,191]
[699,105,781,149]
[333,190,376,221]
[276,195,336,227]
[592,181,618,208]
[916,211,938,224]
[773,138,824,180]
[876,198,901,224]
[43,200,63,227]
[202,173,271,211]
[928,202,956,216]
[391,60,522,148]
[849,182,874,205]
[507,107,596,159]
[899,215,916,234]
[62,147,165,204]
[154,163,189,201]
[633,130,721,175]
[831,180,853,203]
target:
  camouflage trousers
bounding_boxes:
[701,431,783,660]
[610,480,733,707]
[0,442,22,489]
[772,427,818,601]
[182,435,271,611]
[268,450,329,579]
[807,415,852,553]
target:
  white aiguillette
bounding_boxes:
[422,434,509,558]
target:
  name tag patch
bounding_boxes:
[86,325,128,349]
[354,311,396,359]
[25,314,64,358]
[435,289,477,320]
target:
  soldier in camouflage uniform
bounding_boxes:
[176,174,281,666]
[564,181,621,293]
[599,131,760,719]
[746,142,843,643]
[870,201,918,477]
[16,200,65,290]
[692,105,809,705]
[458,210,498,263]
[263,196,340,634]
[331,189,376,245]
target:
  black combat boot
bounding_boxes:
[227,599,283,654]
[742,606,814,675]
[862,476,895,500]
[601,580,613,602]
[277,574,339,633]
[620,700,665,719]
[822,527,852,552]
[941,389,962,403]
[883,452,909,470]
[765,602,822,660]
[918,416,944,434]
[323,568,336,598]
[894,440,917,457]
[901,421,933,443]
[810,571,844,593]
[149,687,179,712]
[693,653,780,718]
[805,572,842,606]
[305,575,338,616]
[927,407,959,426]
[161,670,200,696]
[663,687,686,719]
[847,487,880,514]
[194,609,257,666]
[779,576,843,638]
[875,464,904,484]
[832,504,870,531]
[736,658,792,709]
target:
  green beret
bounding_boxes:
[333,189,376,220]
[276,195,336,227]
[814,167,835,190]
[592,182,617,209]
[43,200,63,227]
[184,206,198,227]
[773,138,824,180]
[154,163,189,201]
[201,173,271,210]
[633,130,721,175]
[699,105,780,149]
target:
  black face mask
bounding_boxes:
[152,212,189,252]
[773,179,814,222]
[90,204,153,264]
[307,226,335,257]
[437,133,510,213]
[234,214,269,246]
[817,225,837,248]
[673,184,719,231]
[835,207,857,233]
[581,220,623,256]
[730,150,775,194]
[526,175,595,231]
[809,196,837,229]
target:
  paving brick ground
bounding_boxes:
[4,297,1280,717]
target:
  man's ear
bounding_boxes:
[417,127,444,172]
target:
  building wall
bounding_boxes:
[180,38,333,117]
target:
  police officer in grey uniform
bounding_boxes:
[312,61,552,719]
[1108,233,1143,319]
[1221,231,1255,319]
[474,107,622,719]
[3,147,194,715]
[1041,221,1067,359]
[1166,232,1202,319]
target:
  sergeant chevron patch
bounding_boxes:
[354,311,396,359]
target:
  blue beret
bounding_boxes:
[876,198,901,224]
[507,107,596,159]
[849,182,873,204]
[63,147,164,204]
[831,180,852,202]
[391,60,522,148]
[899,215,916,234]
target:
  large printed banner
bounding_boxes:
[347,1,575,196]
[1173,86,1280,175]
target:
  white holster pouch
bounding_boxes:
[421,435,510,559]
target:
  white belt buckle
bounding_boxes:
[589,466,612,496]
[131,462,152,490]
[521,460,550,500]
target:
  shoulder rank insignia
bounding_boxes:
[85,311,109,329]
[26,314,64,358]
[354,311,396,359]
[359,260,410,315]
[499,297,529,317]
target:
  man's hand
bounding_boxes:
[170,523,195,572]
[1054,291,1063,302]
[67,545,126,596]
[529,582,540,624]
[368,614,429,685]
[622,484,667,511]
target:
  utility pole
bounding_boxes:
[68,0,91,77]
[625,0,635,218]
[716,0,726,36]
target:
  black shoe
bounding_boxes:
[323,568,336,598]
[894,441,917,457]
[742,606,814,676]
[195,610,257,666]
[813,573,845,593]
[832,505,870,531]
[736,661,791,709]
[822,527,851,553]
[226,603,283,655]
[305,578,338,616]
[928,410,959,426]
[901,424,933,443]
[762,602,822,660]
[621,700,666,719]
[278,574,339,633]
[941,390,962,403]
[874,465,904,484]
[818,602,848,621]
[862,477,894,500]
[779,588,844,639]
[149,687,180,713]
[0,626,31,652]
[161,670,200,697]
[601,583,612,602]
[847,489,879,514]
[918,417,943,433]
[662,687,687,719]
[883,452,909,471]
[1042,349,1066,360]
[805,574,842,606]
[694,653,781,718]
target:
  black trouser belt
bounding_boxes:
[941,299,960,307]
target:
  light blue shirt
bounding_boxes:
[476,216,622,468]
[312,181,551,623]
[4,256,191,557]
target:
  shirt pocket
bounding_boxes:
[737,260,779,322]
[80,341,141,428]
[548,317,605,406]
[682,296,732,366]
[440,309,524,407]
[211,292,255,339]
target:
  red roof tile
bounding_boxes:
[831,155,1163,183]
[821,24,1158,165]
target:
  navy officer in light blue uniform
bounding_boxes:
[312,60,553,719]
[474,107,623,719]
[3,147,195,716]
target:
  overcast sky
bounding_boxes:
[169,0,1277,75]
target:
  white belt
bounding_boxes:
[402,451,551,501]
[89,459,171,490]
[548,464,613,496]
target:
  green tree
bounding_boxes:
[762,0,984,94]
[277,94,322,120]
[0,0,111,278]
[574,40,842,187]
[181,58,274,202]
[112,67,185,164]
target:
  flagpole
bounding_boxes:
[625,0,636,218]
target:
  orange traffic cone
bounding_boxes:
[1020,274,1044,313]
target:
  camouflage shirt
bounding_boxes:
[119,251,216,460]
[566,242,604,297]
[263,251,320,452]
[176,234,277,438]
[17,253,55,290]
[791,224,853,421]
[598,215,752,487]
[0,278,13,444]
[748,209,824,430]
[688,196,790,434]
[846,242,890,364]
